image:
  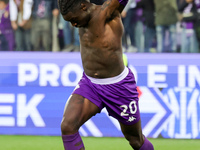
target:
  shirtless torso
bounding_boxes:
[79,4,124,78]
[63,0,125,78]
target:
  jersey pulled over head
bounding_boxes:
[118,0,128,6]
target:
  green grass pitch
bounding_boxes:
[0,135,200,150]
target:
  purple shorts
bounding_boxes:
[72,67,140,125]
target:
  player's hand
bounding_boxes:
[19,20,27,27]
[121,11,127,18]
[11,21,18,30]
[52,9,59,17]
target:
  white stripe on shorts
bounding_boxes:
[86,67,129,85]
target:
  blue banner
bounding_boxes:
[0,52,200,138]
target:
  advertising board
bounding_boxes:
[0,52,199,138]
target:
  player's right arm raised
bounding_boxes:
[100,0,128,21]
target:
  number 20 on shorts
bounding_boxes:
[120,101,137,116]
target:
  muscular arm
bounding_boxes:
[101,0,128,20]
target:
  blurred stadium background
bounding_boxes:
[0,52,200,149]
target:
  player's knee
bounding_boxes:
[61,118,79,135]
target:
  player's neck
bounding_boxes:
[88,4,99,20]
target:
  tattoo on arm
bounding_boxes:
[101,0,112,11]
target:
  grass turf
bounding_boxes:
[0,135,199,150]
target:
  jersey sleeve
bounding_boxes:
[9,0,18,21]
[23,0,33,20]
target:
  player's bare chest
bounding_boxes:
[80,28,100,45]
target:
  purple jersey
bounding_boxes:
[0,4,15,51]
[72,67,140,125]
[0,5,13,34]
[195,0,200,10]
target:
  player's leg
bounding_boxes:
[61,94,100,150]
[119,119,154,150]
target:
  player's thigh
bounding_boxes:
[119,119,143,140]
[62,94,100,130]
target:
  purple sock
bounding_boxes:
[62,132,84,150]
[139,136,154,150]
